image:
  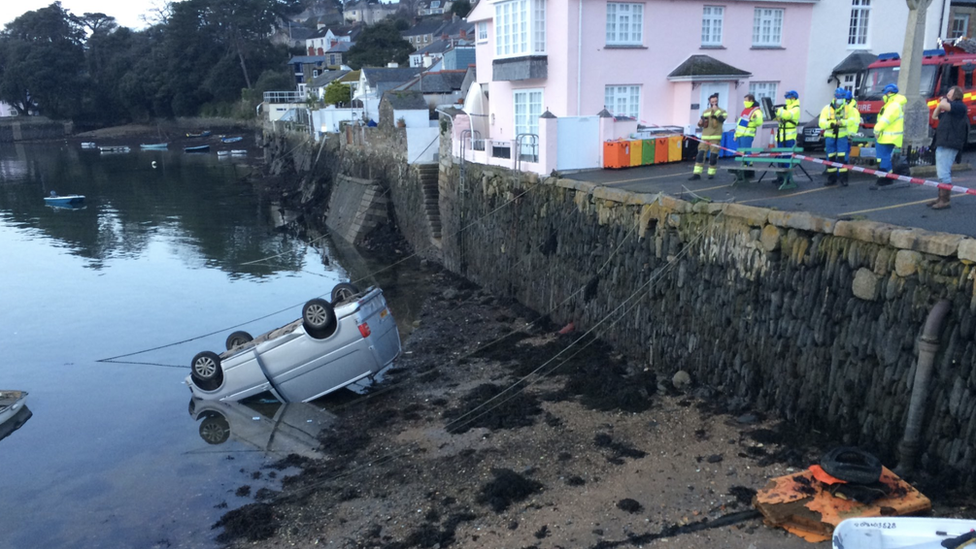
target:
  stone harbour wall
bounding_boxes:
[265,122,976,484]
[435,159,976,481]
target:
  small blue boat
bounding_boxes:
[220,136,243,143]
[44,193,85,206]
[184,145,210,153]
[140,143,169,150]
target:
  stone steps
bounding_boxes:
[416,163,441,239]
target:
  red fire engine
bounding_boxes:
[856,41,976,141]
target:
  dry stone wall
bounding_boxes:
[436,161,976,482]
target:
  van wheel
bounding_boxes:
[303,298,337,339]
[331,283,360,304]
[225,331,253,351]
[190,351,223,383]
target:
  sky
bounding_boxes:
[0,0,180,30]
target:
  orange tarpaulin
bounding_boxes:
[754,466,931,543]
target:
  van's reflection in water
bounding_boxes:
[188,395,336,458]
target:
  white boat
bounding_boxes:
[230,150,247,156]
[99,146,131,154]
[0,391,28,426]
[217,150,231,157]
[833,517,976,549]
[139,143,169,150]
[80,142,97,149]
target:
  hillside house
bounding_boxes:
[355,66,424,121]
[402,18,448,50]
[418,0,453,16]
[344,0,399,24]
[396,69,467,107]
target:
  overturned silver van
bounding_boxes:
[186,284,401,402]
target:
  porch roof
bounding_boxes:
[667,55,751,82]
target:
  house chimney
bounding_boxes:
[442,33,448,40]
[459,29,466,38]
[308,46,315,55]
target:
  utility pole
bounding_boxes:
[898,0,935,150]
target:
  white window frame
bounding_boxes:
[606,3,644,46]
[604,85,641,120]
[477,22,488,43]
[951,13,970,39]
[752,8,783,47]
[514,88,543,157]
[848,0,870,47]
[701,5,724,47]
[494,0,547,59]
[841,73,857,94]
[749,81,778,102]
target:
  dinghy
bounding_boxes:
[833,517,976,549]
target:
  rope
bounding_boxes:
[272,208,724,502]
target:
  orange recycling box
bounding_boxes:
[629,140,643,167]
[603,141,630,169]
[654,137,669,164]
[667,135,682,162]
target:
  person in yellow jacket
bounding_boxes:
[818,88,861,186]
[873,83,906,187]
[734,93,763,178]
[774,90,801,184]
[690,93,727,180]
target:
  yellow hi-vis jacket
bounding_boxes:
[775,98,801,142]
[734,105,763,139]
[818,101,861,139]
[874,93,906,147]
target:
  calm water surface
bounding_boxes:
[0,142,397,548]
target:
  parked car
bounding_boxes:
[186,283,401,402]
[799,121,825,151]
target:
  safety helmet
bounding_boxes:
[883,83,899,95]
[784,90,798,100]
[845,89,853,101]
[834,88,847,99]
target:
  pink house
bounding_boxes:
[456,0,814,174]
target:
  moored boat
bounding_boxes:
[217,150,231,157]
[0,391,28,427]
[139,143,169,150]
[833,517,976,549]
[80,142,97,149]
[184,145,210,153]
[99,146,131,153]
[220,136,243,143]
[186,130,212,138]
[230,150,247,155]
[44,193,85,206]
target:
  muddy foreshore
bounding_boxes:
[70,124,976,549]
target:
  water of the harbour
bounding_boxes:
[0,142,424,549]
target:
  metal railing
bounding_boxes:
[263,90,305,104]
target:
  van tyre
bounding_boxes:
[199,413,230,445]
[303,298,337,339]
[225,330,253,351]
[331,283,360,304]
[191,351,224,391]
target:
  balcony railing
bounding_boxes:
[263,91,305,104]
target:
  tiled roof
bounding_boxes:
[310,70,351,88]
[401,18,446,37]
[382,90,428,110]
[832,52,878,74]
[363,67,424,86]
[402,70,466,93]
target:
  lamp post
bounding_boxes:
[898,0,935,151]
